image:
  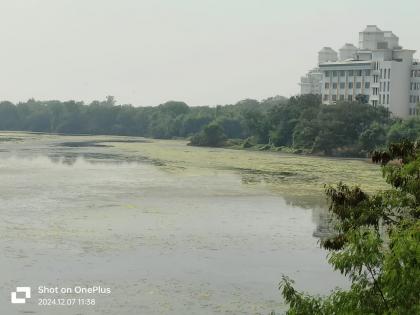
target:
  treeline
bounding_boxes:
[0,95,282,139]
[1,94,419,156]
[0,95,286,141]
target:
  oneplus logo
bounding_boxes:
[11,287,31,304]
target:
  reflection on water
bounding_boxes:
[0,134,344,315]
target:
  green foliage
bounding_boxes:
[243,109,271,143]
[269,95,321,147]
[188,123,226,147]
[279,140,420,314]
[387,119,420,143]
[0,94,416,157]
[355,94,369,104]
[310,102,392,155]
[359,122,387,152]
[0,101,20,130]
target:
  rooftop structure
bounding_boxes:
[300,25,419,118]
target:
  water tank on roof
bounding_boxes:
[339,43,357,60]
[359,25,385,50]
[318,47,338,64]
[384,31,399,49]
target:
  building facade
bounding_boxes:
[299,47,338,95]
[300,68,323,95]
[300,25,419,118]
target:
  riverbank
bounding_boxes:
[190,137,371,158]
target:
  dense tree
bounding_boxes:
[359,122,387,152]
[387,119,420,143]
[268,95,321,146]
[0,95,415,157]
[189,123,226,147]
[279,140,420,314]
[180,114,213,137]
[0,101,20,130]
[243,110,271,143]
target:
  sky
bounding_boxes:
[0,0,419,106]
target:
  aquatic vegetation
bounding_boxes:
[107,138,388,206]
[0,132,388,205]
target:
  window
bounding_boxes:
[387,82,390,92]
[332,95,337,101]
[340,83,345,89]
[365,70,371,76]
[380,69,383,78]
[348,70,354,76]
[348,95,353,101]
[356,70,362,76]
[332,71,337,77]
[387,94,389,104]
[388,69,391,79]
[365,82,370,89]
[323,94,329,101]
[356,82,362,89]
[325,82,330,89]
[325,71,330,77]
[340,95,345,101]
[340,71,345,77]
[383,95,386,104]
[349,82,353,89]
[333,83,337,89]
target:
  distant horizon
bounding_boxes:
[0,94,290,107]
[1,0,418,106]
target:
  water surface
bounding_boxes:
[0,133,385,314]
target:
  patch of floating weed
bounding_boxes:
[107,138,389,200]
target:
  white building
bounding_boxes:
[300,68,323,95]
[300,47,338,95]
[300,25,420,118]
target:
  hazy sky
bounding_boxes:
[0,0,419,106]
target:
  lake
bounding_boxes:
[0,132,386,314]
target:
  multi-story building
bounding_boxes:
[411,61,420,115]
[300,68,323,95]
[300,25,419,118]
[299,47,339,95]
